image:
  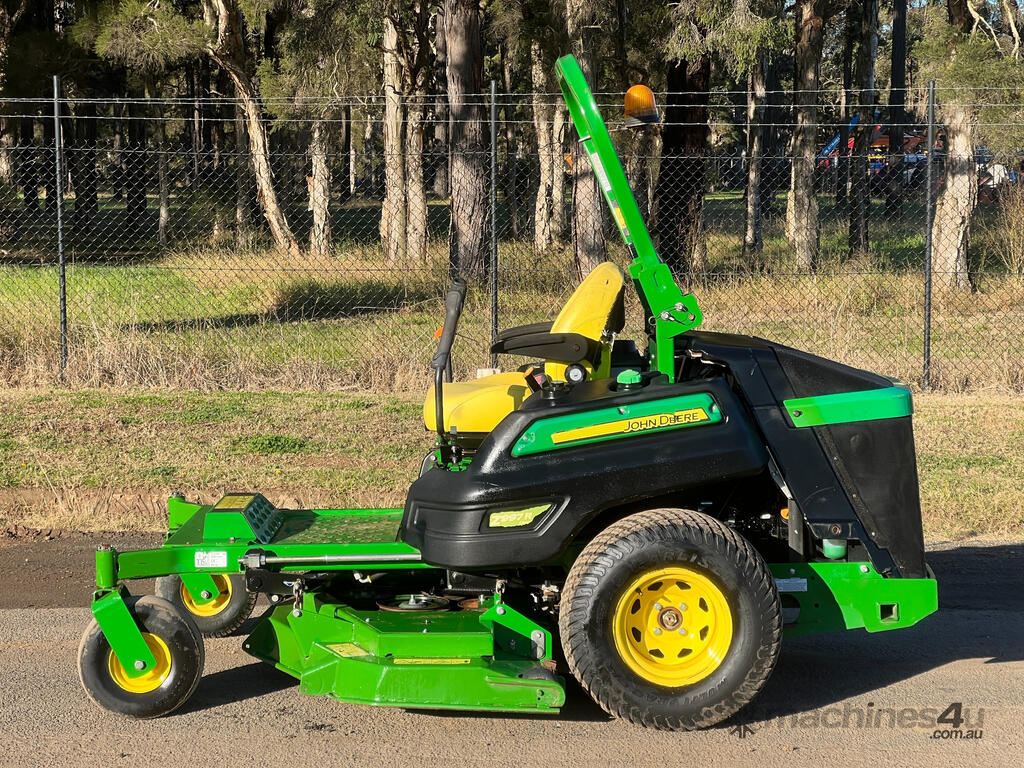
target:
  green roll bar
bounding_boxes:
[555,55,703,381]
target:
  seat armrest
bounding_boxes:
[490,331,601,364]
[493,321,554,345]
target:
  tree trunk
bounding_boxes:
[126,101,147,224]
[155,110,170,247]
[309,119,332,257]
[406,101,428,263]
[338,105,351,204]
[71,102,98,231]
[445,0,489,280]
[17,116,38,215]
[551,104,567,241]
[836,9,855,206]
[848,0,878,260]
[743,59,767,260]
[786,0,825,271]
[202,0,299,256]
[931,106,975,292]
[501,43,520,238]
[565,1,605,279]
[653,55,711,278]
[234,102,253,244]
[380,18,408,264]
[886,0,907,215]
[432,5,449,198]
[0,5,25,186]
[532,41,555,252]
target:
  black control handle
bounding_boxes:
[431,278,467,372]
[432,278,467,445]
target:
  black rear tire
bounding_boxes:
[559,508,782,730]
[155,573,256,637]
[78,595,205,718]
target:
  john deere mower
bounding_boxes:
[77,56,937,730]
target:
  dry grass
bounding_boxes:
[0,388,1019,541]
[1,210,1023,392]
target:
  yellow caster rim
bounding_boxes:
[612,566,733,687]
[180,575,232,617]
[107,633,172,694]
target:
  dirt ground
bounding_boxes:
[0,535,1020,767]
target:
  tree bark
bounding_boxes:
[836,9,855,206]
[202,0,299,257]
[309,119,332,257]
[0,2,27,186]
[380,17,408,264]
[551,103,567,241]
[565,0,605,278]
[445,0,489,280]
[126,100,147,225]
[234,102,253,244]
[848,0,878,260]
[653,55,711,278]
[930,106,974,292]
[71,102,98,231]
[532,40,555,252]
[786,0,825,271]
[886,0,907,214]
[155,107,170,247]
[743,58,767,260]
[432,5,449,198]
[406,100,428,263]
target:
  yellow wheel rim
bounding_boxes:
[180,574,232,617]
[612,566,733,687]
[107,633,172,694]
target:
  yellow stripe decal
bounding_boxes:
[551,408,710,445]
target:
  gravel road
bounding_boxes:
[0,536,1020,767]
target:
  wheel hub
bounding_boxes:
[180,574,232,617]
[107,632,172,694]
[612,566,734,687]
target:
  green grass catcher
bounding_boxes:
[77,55,937,731]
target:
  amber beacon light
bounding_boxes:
[623,84,660,126]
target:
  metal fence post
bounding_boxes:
[489,79,498,368]
[922,80,935,390]
[53,75,68,378]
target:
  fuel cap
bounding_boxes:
[616,369,642,385]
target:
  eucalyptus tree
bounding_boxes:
[85,0,300,255]
[260,0,375,257]
[918,0,1024,292]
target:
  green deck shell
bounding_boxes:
[243,593,564,713]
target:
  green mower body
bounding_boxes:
[78,55,937,728]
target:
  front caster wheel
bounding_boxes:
[156,573,256,637]
[78,595,205,718]
[559,508,782,731]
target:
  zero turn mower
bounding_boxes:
[77,55,937,730]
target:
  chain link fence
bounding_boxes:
[1,84,1022,391]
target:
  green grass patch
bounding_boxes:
[231,433,311,455]
[0,388,1018,540]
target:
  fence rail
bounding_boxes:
[0,80,1022,391]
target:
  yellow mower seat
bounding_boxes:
[423,372,531,435]
[424,261,626,437]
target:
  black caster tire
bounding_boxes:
[78,594,205,719]
[559,508,782,731]
[155,573,256,637]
